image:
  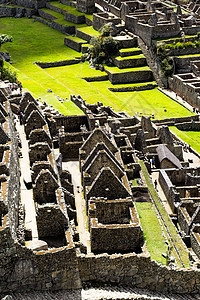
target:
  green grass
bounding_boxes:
[115,54,145,60]
[49,1,85,16]
[65,36,87,43]
[40,8,85,27]
[105,65,151,73]
[1,17,83,115]
[131,179,138,186]
[170,126,200,154]
[177,53,200,58]
[119,47,141,53]
[77,26,99,36]
[0,17,195,120]
[135,202,167,264]
[140,161,190,267]
[48,1,93,20]
[154,34,197,43]
[109,81,157,88]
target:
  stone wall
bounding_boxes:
[36,59,81,69]
[46,2,85,24]
[36,204,68,238]
[89,204,144,254]
[158,169,179,213]
[7,100,21,241]
[93,12,121,31]
[16,0,46,9]
[174,56,200,73]
[54,115,88,132]
[0,230,81,293]
[153,115,199,126]
[105,69,153,84]
[78,251,200,294]
[175,122,200,131]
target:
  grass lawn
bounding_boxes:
[135,202,167,264]
[115,54,145,60]
[119,47,140,53]
[0,17,195,119]
[105,65,151,73]
[77,26,98,36]
[170,126,200,154]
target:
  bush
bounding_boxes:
[99,23,113,37]
[0,61,17,83]
[90,25,119,64]
[160,57,174,77]
[0,34,13,47]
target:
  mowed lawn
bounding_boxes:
[170,126,200,154]
[0,17,194,119]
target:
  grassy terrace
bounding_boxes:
[109,81,157,88]
[77,26,99,36]
[48,1,93,20]
[65,36,87,43]
[115,54,146,60]
[0,17,195,119]
[135,202,167,264]
[139,160,190,267]
[39,8,86,27]
[170,126,200,154]
[119,47,141,53]
[154,34,197,43]
[105,65,151,73]
[177,53,200,58]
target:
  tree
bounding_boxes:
[0,34,13,48]
[90,24,119,64]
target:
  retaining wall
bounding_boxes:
[105,69,153,84]
[77,251,200,294]
[36,59,81,68]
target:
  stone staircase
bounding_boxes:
[32,1,157,90]
[33,1,93,34]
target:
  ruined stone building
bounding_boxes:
[1,83,200,295]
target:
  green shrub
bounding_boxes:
[0,34,12,48]
[0,62,17,83]
[90,25,119,64]
[99,23,113,37]
[160,57,174,77]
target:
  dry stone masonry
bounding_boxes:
[0,84,200,296]
[2,0,200,297]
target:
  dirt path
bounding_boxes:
[63,161,91,253]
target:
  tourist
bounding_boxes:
[19,111,23,125]
[154,179,158,190]
[18,82,22,93]
[151,156,155,168]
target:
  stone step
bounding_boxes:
[46,1,86,24]
[104,65,154,84]
[119,47,142,57]
[108,81,157,92]
[64,36,88,52]
[81,43,92,53]
[76,26,99,42]
[114,54,147,69]
[34,13,76,34]
[114,35,138,48]
[60,0,76,7]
